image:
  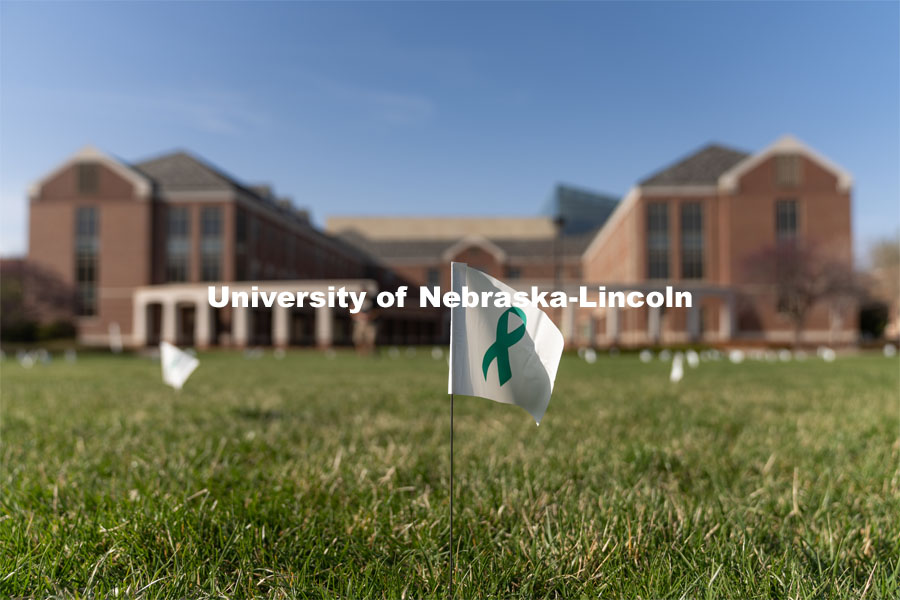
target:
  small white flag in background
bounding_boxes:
[448,262,564,424]
[160,341,199,390]
[670,352,684,383]
[686,349,700,368]
[729,349,745,364]
[109,322,124,354]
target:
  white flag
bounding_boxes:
[109,322,123,354]
[448,262,564,424]
[670,352,684,383]
[686,349,699,368]
[160,341,199,390]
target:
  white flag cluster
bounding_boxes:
[448,262,564,424]
[160,341,199,390]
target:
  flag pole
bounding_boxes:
[449,392,454,599]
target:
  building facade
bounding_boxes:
[330,136,856,347]
[580,135,855,347]
[27,146,437,349]
[25,135,855,349]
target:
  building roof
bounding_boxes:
[129,150,386,268]
[337,231,595,261]
[326,216,557,241]
[639,144,750,187]
[132,151,252,194]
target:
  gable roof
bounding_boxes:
[29,145,153,200]
[132,151,382,265]
[639,144,750,188]
[719,134,853,192]
[132,151,250,194]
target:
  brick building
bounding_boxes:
[27,146,436,349]
[330,135,856,347]
[25,135,855,349]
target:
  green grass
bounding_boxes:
[1,350,898,598]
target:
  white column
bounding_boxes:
[648,306,661,344]
[687,304,701,342]
[719,295,735,341]
[132,296,147,347]
[315,306,333,348]
[162,300,178,344]
[273,305,290,347]
[232,306,249,347]
[195,300,211,348]
[607,306,620,344]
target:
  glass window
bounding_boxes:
[680,202,703,279]
[74,206,98,315]
[426,268,440,287]
[775,199,798,242]
[646,202,669,279]
[201,206,222,236]
[200,207,222,281]
[166,206,191,281]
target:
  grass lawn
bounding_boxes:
[1,350,898,598]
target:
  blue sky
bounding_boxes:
[1,1,897,260]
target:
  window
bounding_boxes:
[74,206,99,315]
[77,163,99,195]
[775,154,802,187]
[235,208,248,280]
[236,208,248,243]
[646,202,669,279]
[166,206,191,281]
[200,207,222,281]
[286,235,296,277]
[680,202,704,279]
[775,199,798,242]
[505,266,522,280]
[426,268,440,287]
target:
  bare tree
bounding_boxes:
[1,258,76,342]
[744,242,860,346]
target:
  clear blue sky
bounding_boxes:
[1,1,897,260]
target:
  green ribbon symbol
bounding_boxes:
[482,307,527,386]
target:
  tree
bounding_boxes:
[0,259,76,343]
[866,234,900,339]
[744,241,861,346]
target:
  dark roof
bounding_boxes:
[132,151,249,193]
[639,144,750,187]
[338,231,597,261]
[132,151,383,267]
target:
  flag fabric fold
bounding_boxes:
[448,262,564,424]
